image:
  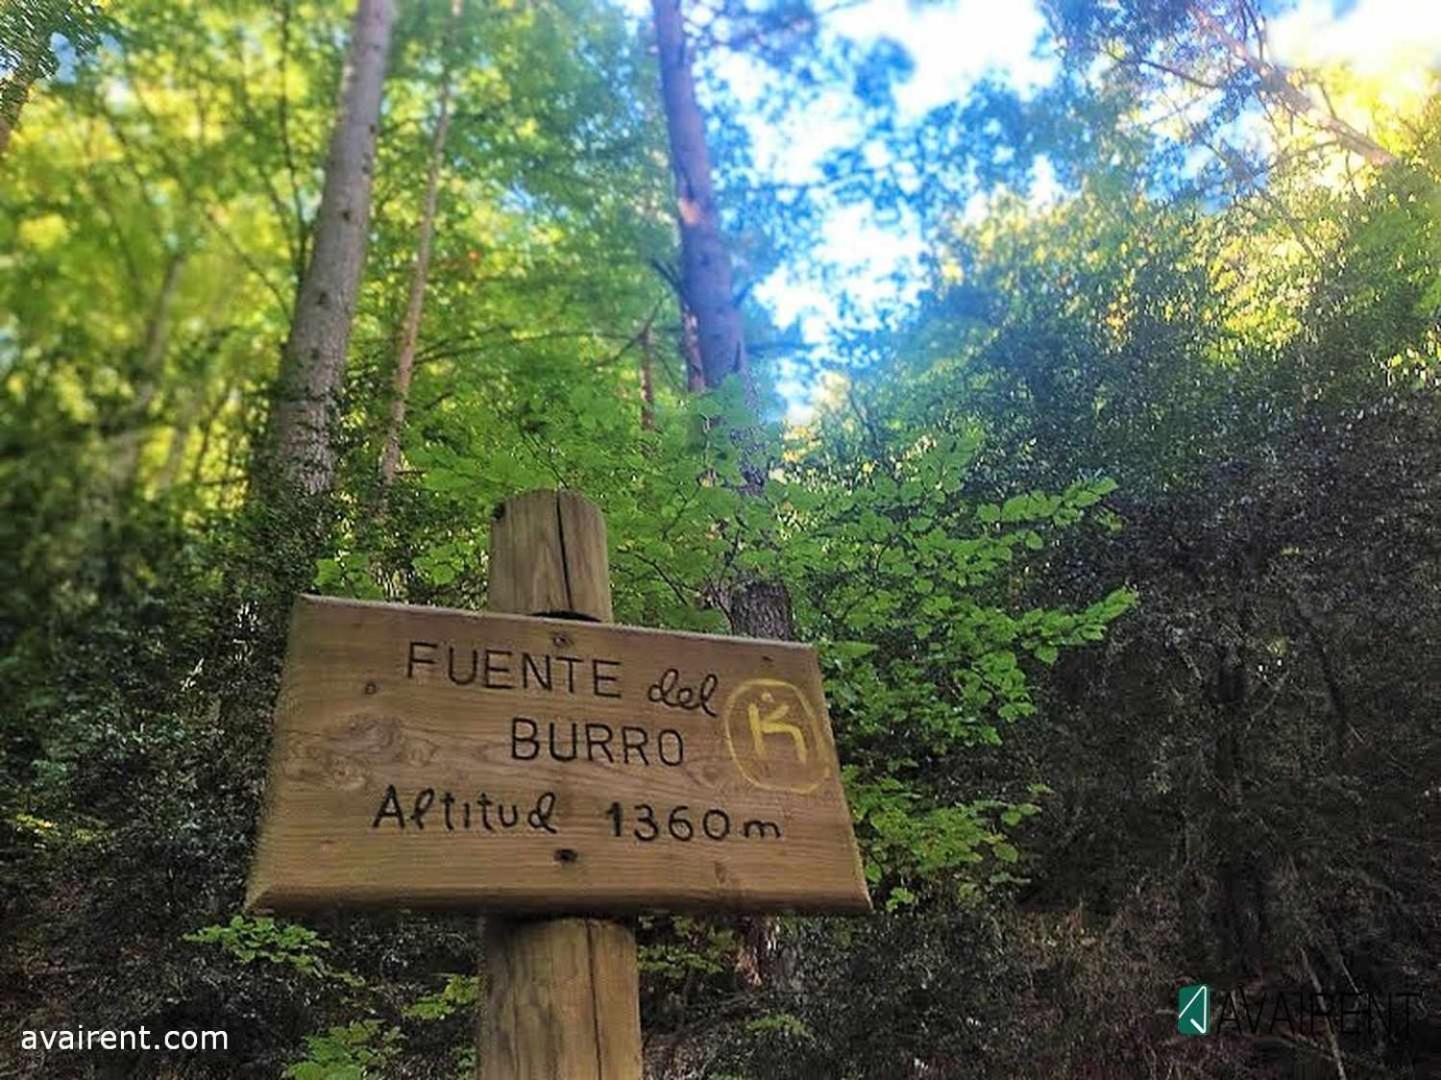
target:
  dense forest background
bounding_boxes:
[2,0,1439,1077]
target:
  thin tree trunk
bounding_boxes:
[652,0,750,399]
[268,0,395,498]
[1214,589,1264,976]
[156,418,192,492]
[189,381,234,488]
[1189,5,1395,166]
[1299,947,1350,1080]
[640,319,657,431]
[112,250,187,491]
[0,56,41,161]
[379,0,461,486]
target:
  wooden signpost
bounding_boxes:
[246,490,869,1078]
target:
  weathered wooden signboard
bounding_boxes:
[245,595,870,914]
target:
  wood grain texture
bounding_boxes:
[486,491,613,622]
[481,491,634,1080]
[480,917,640,1080]
[243,596,870,913]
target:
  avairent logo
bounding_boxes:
[1177,984,1210,1036]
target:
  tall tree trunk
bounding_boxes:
[681,306,706,393]
[651,0,796,992]
[652,0,750,398]
[650,0,791,621]
[111,250,187,493]
[379,0,461,486]
[0,56,41,161]
[267,0,395,498]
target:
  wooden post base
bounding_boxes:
[479,491,641,1080]
[480,917,641,1080]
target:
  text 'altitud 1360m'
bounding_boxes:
[245,595,870,914]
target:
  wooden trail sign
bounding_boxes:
[245,596,870,915]
[246,490,868,1080]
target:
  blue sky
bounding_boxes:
[621,0,1441,418]
[695,0,1062,416]
[724,0,1055,333]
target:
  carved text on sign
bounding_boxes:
[246,597,870,913]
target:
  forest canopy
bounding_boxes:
[1,0,1438,1077]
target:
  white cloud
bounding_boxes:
[826,0,1054,118]
[731,2,1057,418]
[1270,0,1441,73]
[620,0,1059,418]
[620,0,1435,421]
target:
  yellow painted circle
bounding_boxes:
[721,678,831,795]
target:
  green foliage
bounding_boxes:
[637,913,742,1039]
[400,974,478,1021]
[4,1,1439,1078]
[185,915,364,988]
[761,406,1134,906]
[282,1020,402,1080]
[0,0,108,88]
[744,1010,814,1041]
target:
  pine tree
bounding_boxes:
[266,0,395,498]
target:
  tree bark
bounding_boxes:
[379,0,461,486]
[0,56,40,161]
[112,250,187,492]
[268,0,395,497]
[649,0,796,994]
[681,306,706,393]
[652,0,750,399]
[640,319,657,431]
[1189,4,1396,167]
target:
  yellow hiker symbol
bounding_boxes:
[723,678,830,794]
[747,691,808,764]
